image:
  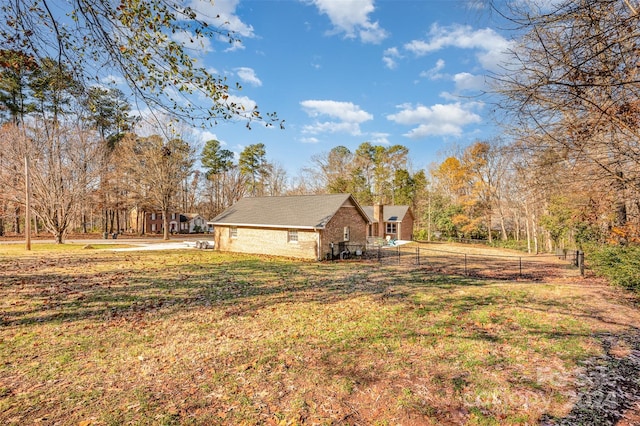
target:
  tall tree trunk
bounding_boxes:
[108,210,115,234]
[499,211,508,241]
[613,171,627,244]
[14,205,20,234]
[532,210,539,255]
[525,204,532,254]
[163,209,170,240]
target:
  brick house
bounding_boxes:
[362,204,414,241]
[140,212,207,234]
[210,194,370,260]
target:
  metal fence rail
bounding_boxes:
[366,244,584,280]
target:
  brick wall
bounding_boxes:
[146,213,164,234]
[213,226,319,259]
[320,204,368,257]
[212,199,370,260]
[399,214,414,240]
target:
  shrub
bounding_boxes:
[413,229,429,241]
[489,239,529,252]
[587,245,640,291]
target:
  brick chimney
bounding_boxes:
[374,203,384,237]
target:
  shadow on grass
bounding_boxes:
[3,250,638,425]
[540,328,640,426]
[0,253,495,327]
[0,251,620,332]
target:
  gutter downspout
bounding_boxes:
[316,228,322,261]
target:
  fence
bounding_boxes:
[363,243,584,280]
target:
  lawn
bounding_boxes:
[0,244,639,425]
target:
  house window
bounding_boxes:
[151,213,156,220]
[386,223,397,234]
[288,229,298,243]
[151,223,157,232]
[230,227,238,239]
[343,226,350,241]
[171,213,176,220]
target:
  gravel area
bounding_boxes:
[541,330,640,425]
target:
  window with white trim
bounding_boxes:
[288,229,298,243]
[343,226,350,241]
[386,223,397,234]
[229,227,238,239]
[151,213,156,220]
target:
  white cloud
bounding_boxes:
[300,136,320,144]
[300,99,373,136]
[193,130,226,145]
[224,39,246,52]
[404,24,512,72]
[303,121,364,135]
[382,47,401,69]
[420,59,446,80]
[172,30,213,54]
[453,72,485,91]
[235,67,262,87]
[187,0,255,38]
[382,56,396,70]
[466,0,488,10]
[387,102,482,138]
[301,100,372,122]
[307,0,388,44]
[369,132,390,145]
[100,75,125,86]
[223,94,258,119]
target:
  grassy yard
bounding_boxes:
[0,244,639,425]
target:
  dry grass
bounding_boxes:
[0,243,639,425]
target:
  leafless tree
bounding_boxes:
[0,121,103,243]
[117,133,194,240]
[496,0,640,240]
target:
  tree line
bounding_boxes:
[1,0,639,250]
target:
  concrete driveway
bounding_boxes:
[0,236,214,252]
[108,241,197,251]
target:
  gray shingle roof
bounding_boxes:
[362,205,411,223]
[210,194,367,229]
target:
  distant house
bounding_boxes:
[210,194,370,260]
[141,212,207,234]
[362,204,414,241]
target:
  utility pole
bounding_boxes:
[427,184,432,242]
[25,155,31,250]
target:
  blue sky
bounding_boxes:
[140,0,514,176]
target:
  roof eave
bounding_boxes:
[210,222,322,230]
